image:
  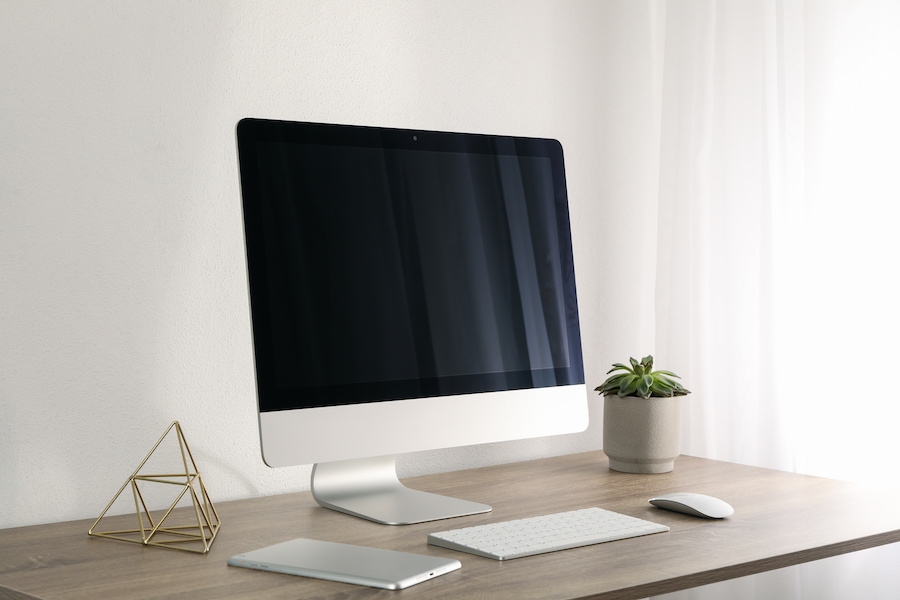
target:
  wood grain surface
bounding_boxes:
[2,452,899,600]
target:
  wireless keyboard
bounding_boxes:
[427,507,669,560]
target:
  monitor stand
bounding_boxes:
[310,455,492,525]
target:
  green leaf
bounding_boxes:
[650,381,674,397]
[629,357,640,371]
[667,380,688,395]
[601,375,628,393]
[618,375,639,396]
[656,375,680,389]
[651,377,674,393]
[641,355,654,371]
[653,369,681,379]
[607,363,633,375]
[636,374,653,398]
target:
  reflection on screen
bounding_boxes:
[253,142,579,408]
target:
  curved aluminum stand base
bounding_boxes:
[310,455,492,525]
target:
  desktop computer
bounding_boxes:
[235,118,589,525]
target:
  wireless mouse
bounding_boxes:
[648,492,734,519]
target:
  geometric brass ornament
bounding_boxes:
[88,421,221,553]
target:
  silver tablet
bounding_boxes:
[227,538,461,590]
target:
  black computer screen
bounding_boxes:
[237,120,583,411]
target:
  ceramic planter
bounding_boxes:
[602,395,682,474]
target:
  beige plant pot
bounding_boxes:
[602,395,682,474]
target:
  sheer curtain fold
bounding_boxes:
[652,1,900,598]
[656,0,798,470]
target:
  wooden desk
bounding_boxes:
[2,451,900,600]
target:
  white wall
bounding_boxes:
[0,0,663,529]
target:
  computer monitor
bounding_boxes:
[236,119,588,525]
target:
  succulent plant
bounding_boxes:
[594,355,690,399]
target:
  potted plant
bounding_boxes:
[595,355,690,473]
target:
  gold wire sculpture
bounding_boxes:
[88,421,220,553]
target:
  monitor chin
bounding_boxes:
[258,384,589,469]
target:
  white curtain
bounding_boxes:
[652,1,900,598]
